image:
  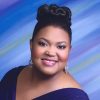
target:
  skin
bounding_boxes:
[30,25,71,77]
[16,26,80,100]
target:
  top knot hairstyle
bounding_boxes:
[32,4,72,43]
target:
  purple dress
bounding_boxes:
[0,66,89,100]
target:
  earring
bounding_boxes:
[64,64,69,73]
[29,58,33,65]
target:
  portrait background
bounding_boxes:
[0,0,100,100]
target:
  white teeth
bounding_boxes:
[42,59,56,66]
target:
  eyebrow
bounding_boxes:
[38,38,67,44]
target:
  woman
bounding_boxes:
[0,4,89,100]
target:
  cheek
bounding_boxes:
[31,47,44,59]
[59,50,70,62]
[31,49,40,59]
[59,54,68,62]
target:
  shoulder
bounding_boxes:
[0,66,25,84]
[53,88,89,100]
[62,73,89,99]
[63,88,89,100]
[0,66,26,99]
[35,88,89,100]
[65,72,81,89]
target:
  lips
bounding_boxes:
[41,58,57,67]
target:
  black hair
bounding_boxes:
[32,4,72,43]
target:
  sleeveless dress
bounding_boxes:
[0,66,89,100]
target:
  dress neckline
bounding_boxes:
[32,88,84,100]
[14,66,85,100]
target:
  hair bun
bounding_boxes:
[36,4,49,21]
[36,4,72,26]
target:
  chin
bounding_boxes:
[36,67,59,78]
[40,69,58,77]
[33,62,64,78]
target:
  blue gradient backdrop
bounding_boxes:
[0,0,100,100]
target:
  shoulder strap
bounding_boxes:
[0,66,25,84]
[0,66,25,100]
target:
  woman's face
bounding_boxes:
[30,26,71,76]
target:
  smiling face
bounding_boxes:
[30,26,71,76]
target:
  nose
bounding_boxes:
[45,47,56,57]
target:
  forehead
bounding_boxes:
[34,26,70,42]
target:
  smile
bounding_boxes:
[41,58,58,67]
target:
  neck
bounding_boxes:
[30,65,67,88]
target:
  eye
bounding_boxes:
[38,41,47,47]
[57,45,66,49]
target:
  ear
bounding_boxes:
[30,39,32,50]
[68,44,72,55]
[70,45,72,50]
